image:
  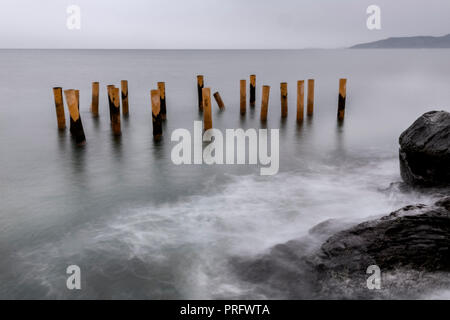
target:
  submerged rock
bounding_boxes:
[230,198,450,299]
[399,111,450,187]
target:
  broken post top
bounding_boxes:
[53,87,63,98]
[157,82,166,99]
[151,90,161,116]
[197,75,204,86]
[112,88,120,107]
[64,89,80,121]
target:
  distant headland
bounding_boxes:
[351,34,450,49]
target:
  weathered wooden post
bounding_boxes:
[280,82,288,118]
[307,79,315,116]
[337,78,347,121]
[158,81,167,120]
[250,74,256,107]
[260,85,270,121]
[111,87,121,135]
[75,90,80,110]
[197,75,204,112]
[297,80,305,123]
[151,89,162,141]
[64,89,86,145]
[70,90,80,135]
[121,80,129,116]
[202,88,212,131]
[240,79,246,115]
[107,85,115,121]
[213,92,225,109]
[52,87,66,130]
[91,82,99,116]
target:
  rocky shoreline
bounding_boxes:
[231,111,450,299]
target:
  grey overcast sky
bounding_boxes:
[0,0,448,49]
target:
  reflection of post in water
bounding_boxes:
[69,134,87,181]
[111,133,123,162]
[57,129,67,151]
[334,119,346,159]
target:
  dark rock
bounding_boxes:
[399,111,450,187]
[230,198,450,299]
[314,198,449,272]
[311,197,450,298]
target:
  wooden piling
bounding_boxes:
[250,75,256,107]
[75,90,80,110]
[107,85,115,121]
[280,82,288,118]
[151,89,162,141]
[52,87,66,130]
[158,81,166,120]
[70,90,80,136]
[307,79,315,116]
[111,87,121,135]
[197,75,204,112]
[297,80,305,123]
[91,82,99,116]
[240,79,246,115]
[337,78,347,121]
[213,92,225,109]
[202,88,212,131]
[121,80,129,116]
[64,89,86,145]
[260,85,270,121]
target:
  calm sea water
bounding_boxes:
[0,49,449,299]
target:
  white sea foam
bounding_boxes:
[13,157,441,299]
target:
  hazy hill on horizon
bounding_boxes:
[351,34,450,48]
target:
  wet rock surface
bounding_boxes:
[399,111,450,187]
[230,198,450,299]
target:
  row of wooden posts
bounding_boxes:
[52,80,167,145]
[197,75,347,130]
[52,75,347,145]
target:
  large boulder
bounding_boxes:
[399,111,450,187]
[230,198,450,299]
